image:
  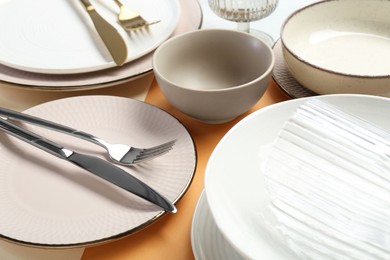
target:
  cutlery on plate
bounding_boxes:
[0,118,177,213]
[0,107,176,166]
[112,0,160,31]
[80,0,128,65]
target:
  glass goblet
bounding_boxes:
[208,0,279,46]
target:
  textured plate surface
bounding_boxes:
[0,96,196,247]
[204,94,390,259]
[0,0,179,74]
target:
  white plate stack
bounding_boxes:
[0,0,201,90]
[192,95,390,260]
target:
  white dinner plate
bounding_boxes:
[0,0,179,74]
[0,96,196,247]
[204,94,390,259]
[0,0,201,90]
[191,190,244,260]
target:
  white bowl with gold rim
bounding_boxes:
[281,0,390,96]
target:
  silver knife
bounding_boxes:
[0,118,176,213]
[80,0,128,66]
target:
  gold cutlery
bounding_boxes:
[112,0,160,31]
[80,0,128,65]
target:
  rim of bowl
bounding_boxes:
[280,0,390,79]
[153,29,276,92]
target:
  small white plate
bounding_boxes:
[0,0,179,74]
[0,96,196,247]
[204,94,390,259]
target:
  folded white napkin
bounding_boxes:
[262,99,390,260]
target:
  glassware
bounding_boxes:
[208,0,279,46]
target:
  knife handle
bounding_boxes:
[0,107,101,147]
[0,118,72,159]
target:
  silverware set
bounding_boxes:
[0,0,175,224]
[0,107,177,213]
[79,0,160,65]
[0,107,176,166]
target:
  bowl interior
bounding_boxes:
[154,30,273,90]
[282,0,390,76]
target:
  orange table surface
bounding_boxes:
[81,79,290,260]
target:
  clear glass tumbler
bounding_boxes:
[208,0,279,45]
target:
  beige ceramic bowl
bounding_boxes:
[281,0,390,96]
[153,29,275,124]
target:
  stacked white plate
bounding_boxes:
[192,94,390,259]
[0,0,202,90]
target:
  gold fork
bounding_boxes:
[112,0,160,31]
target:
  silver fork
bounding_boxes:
[112,0,160,31]
[0,107,176,166]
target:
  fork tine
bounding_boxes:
[134,149,172,163]
[113,0,160,31]
[133,140,177,163]
[124,19,160,31]
[140,140,177,155]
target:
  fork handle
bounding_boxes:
[0,118,72,159]
[0,107,103,147]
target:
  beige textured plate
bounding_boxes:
[0,0,202,90]
[0,96,196,247]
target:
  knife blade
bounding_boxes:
[0,118,176,213]
[80,0,128,66]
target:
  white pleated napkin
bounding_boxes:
[262,99,390,260]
